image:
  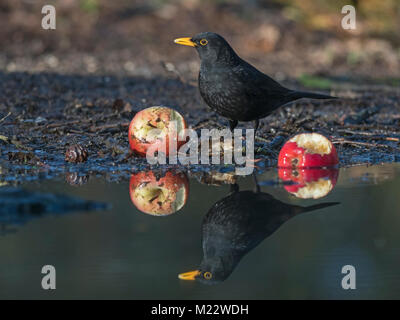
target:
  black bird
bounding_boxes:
[179,182,339,284]
[174,32,336,132]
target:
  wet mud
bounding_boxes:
[1,70,399,185]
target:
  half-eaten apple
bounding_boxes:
[278,133,339,168]
[128,106,187,157]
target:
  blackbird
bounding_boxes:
[174,32,336,132]
[178,181,339,284]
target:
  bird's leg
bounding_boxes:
[229,119,238,132]
[253,119,260,136]
[252,172,260,193]
[230,183,239,194]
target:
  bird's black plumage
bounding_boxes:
[185,183,339,284]
[175,32,336,131]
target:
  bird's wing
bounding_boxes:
[202,191,286,252]
[233,59,290,98]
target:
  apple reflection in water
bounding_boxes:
[278,168,339,199]
[129,171,189,215]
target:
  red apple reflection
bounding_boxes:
[278,168,339,199]
[129,170,189,215]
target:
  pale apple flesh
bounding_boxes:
[289,133,332,155]
[289,177,333,199]
[278,168,339,199]
[128,106,187,157]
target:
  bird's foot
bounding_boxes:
[229,119,238,132]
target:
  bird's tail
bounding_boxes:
[301,202,340,214]
[288,90,337,100]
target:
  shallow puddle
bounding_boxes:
[1,163,400,299]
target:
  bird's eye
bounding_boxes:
[200,39,208,46]
[203,272,212,280]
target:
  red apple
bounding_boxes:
[278,168,339,199]
[129,170,189,215]
[128,106,187,157]
[278,133,338,168]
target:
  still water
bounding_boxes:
[1,164,400,299]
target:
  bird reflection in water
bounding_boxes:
[179,174,339,284]
[129,170,189,216]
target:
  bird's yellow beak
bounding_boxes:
[174,37,196,47]
[178,270,200,280]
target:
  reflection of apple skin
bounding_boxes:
[129,171,189,216]
[128,106,187,157]
[278,133,339,168]
[278,168,339,199]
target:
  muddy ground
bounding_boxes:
[0,1,400,184]
[1,69,399,184]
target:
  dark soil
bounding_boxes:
[1,70,400,185]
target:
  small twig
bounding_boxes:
[0,135,9,144]
[89,122,129,132]
[68,129,87,134]
[0,134,32,150]
[362,136,399,142]
[342,123,400,131]
[255,136,270,143]
[337,129,400,142]
[31,119,93,131]
[0,112,11,124]
[332,138,396,150]
[338,129,375,136]
[161,61,185,83]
